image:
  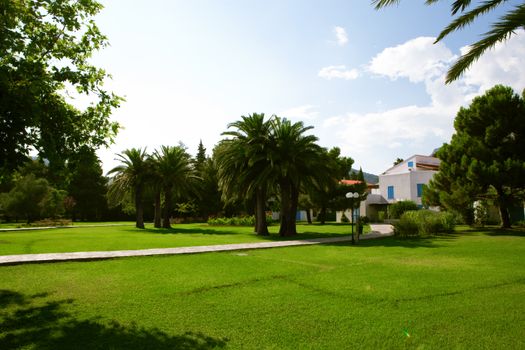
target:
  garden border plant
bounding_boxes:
[394,209,455,238]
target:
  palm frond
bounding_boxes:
[446,3,525,83]
[435,0,506,42]
[451,0,474,15]
[372,0,401,9]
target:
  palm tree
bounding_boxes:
[147,156,163,228]
[216,113,274,235]
[107,148,149,229]
[269,117,334,236]
[373,0,525,83]
[154,145,195,229]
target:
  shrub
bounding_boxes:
[389,200,419,219]
[377,211,386,223]
[394,210,455,238]
[32,219,72,227]
[207,215,256,226]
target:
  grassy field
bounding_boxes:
[0,223,368,255]
[0,221,135,229]
[0,227,523,349]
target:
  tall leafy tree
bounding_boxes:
[196,156,223,220]
[0,174,52,223]
[216,113,274,235]
[154,145,195,229]
[107,148,149,229]
[66,147,108,221]
[195,140,207,171]
[269,117,333,236]
[192,141,222,219]
[373,0,525,82]
[308,147,353,224]
[431,85,525,228]
[0,0,122,173]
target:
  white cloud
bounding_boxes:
[318,65,359,80]
[368,36,455,83]
[321,32,525,174]
[461,30,525,93]
[280,105,319,120]
[321,105,454,174]
[333,26,348,46]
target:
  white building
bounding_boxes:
[379,155,440,206]
[336,154,440,223]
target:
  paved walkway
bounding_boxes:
[0,224,393,265]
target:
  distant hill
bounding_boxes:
[350,169,379,184]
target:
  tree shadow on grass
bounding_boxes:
[125,226,345,241]
[322,234,460,249]
[461,226,525,238]
[133,226,238,236]
[0,290,227,350]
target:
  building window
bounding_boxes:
[387,186,394,199]
[407,161,414,168]
[417,183,424,197]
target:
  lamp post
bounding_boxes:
[346,192,359,244]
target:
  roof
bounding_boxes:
[340,179,362,186]
[381,154,440,175]
[340,179,378,189]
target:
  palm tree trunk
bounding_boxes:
[255,187,269,235]
[289,184,299,234]
[154,187,161,228]
[162,186,172,229]
[135,187,145,229]
[279,179,297,236]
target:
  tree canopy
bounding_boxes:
[428,85,525,227]
[108,148,150,229]
[373,0,525,83]
[216,113,274,235]
[1,0,121,173]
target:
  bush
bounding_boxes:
[377,211,386,223]
[32,219,72,227]
[394,210,455,238]
[389,200,419,219]
[207,216,256,226]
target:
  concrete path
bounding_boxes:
[0,224,393,265]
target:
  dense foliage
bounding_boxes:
[394,210,456,237]
[207,216,257,226]
[216,114,338,236]
[388,200,419,219]
[426,85,525,228]
[0,0,122,175]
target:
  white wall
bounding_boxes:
[379,170,437,205]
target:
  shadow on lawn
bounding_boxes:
[127,226,345,241]
[332,234,460,249]
[0,290,227,349]
[462,226,525,238]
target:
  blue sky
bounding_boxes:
[89,0,525,175]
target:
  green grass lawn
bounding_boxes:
[0,223,367,256]
[0,227,524,349]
